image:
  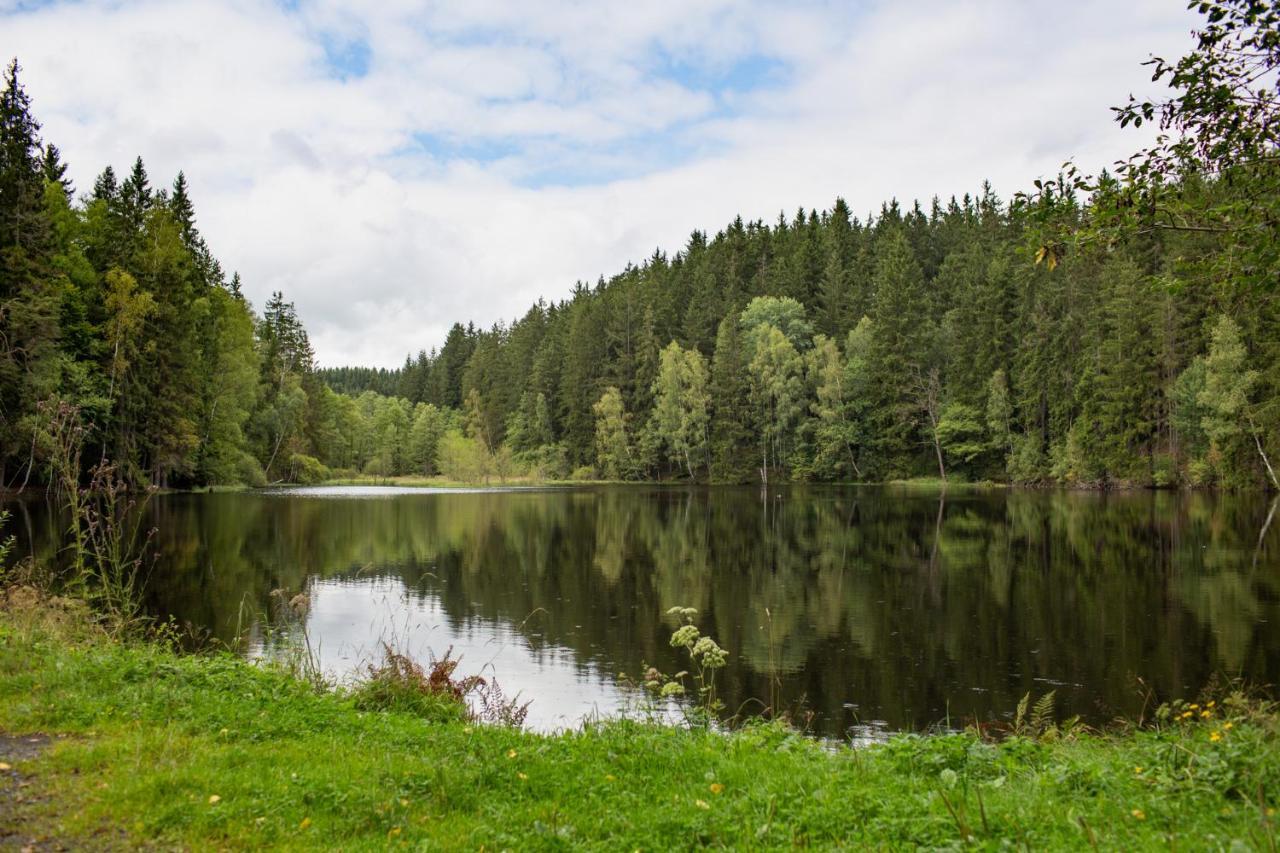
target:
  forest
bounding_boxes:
[2,1,1277,489]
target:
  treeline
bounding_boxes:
[0,59,358,488]
[4,4,1279,491]
[319,181,1280,487]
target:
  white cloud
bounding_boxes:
[2,0,1197,366]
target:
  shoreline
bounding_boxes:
[2,587,1276,849]
[4,476,1276,498]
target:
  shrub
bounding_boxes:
[236,451,267,487]
[352,644,529,727]
[288,453,330,485]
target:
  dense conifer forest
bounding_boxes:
[2,1,1277,489]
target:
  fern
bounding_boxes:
[1015,692,1030,732]
[1031,690,1056,735]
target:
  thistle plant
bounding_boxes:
[643,606,728,722]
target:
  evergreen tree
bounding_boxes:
[709,314,753,482]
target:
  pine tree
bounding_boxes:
[867,227,933,471]
[41,142,71,196]
[0,58,60,483]
[709,314,753,482]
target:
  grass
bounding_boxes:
[2,590,1279,849]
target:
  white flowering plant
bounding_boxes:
[638,606,728,723]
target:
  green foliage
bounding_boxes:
[935,403,988,470]
[747,323,805,484]
[287,453,330,485]
[437,430,492,484]
[591,386,632,480]
[739,296,814,351]
[5,602,1280,849]
[650,342,710,479]
[5,22,1280,492]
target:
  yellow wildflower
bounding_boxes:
[299,817,312,830]
[507,749,517,759]
[710,783,725,795]
[1201,710,1212,718]
[517,772,528,781]
[208,795,222,805]
[388,826,401,838]
[1210,731,1222,742]
[605,774,616,781]
[1207,701,1216,708]
[1131,809,1146,821]
[1224,722,1234,730]
[1133,766,1143,774]
[1190,703,1200,710]
[695,799,710,810]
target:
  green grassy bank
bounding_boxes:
[1,590,1278,850]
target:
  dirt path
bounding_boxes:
[0,734,142,851]
[0,733,55,851]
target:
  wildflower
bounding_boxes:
[710,783,725,795]
[671,625,701,648]
[208,795,222,805]
[1223,722,1234,731]
[1131,809,1146,820]
[517,772,528,781]
[660,682,685,697]
[1180,711,1193,720]
[1190,703,1200,710]
[695,799,710,810]
[1267,807,1276,818]
[1200,710,1212,718]
[1207,701,1216,708]
[692,637,728,668]
[1210,731,1222,742]
[1133,766,1143,774]
[0,763,10,771]
[507,749,518,759]
[399,799,409,807]
[299,817,312,830]
[388,827,401,838]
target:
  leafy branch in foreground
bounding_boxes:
[1022,0,1280,287]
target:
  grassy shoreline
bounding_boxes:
[2,589,1278,849]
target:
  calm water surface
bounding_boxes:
[6,485,1279,737]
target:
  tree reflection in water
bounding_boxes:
[5,485,1279,736]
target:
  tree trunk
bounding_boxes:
[1248,414,1279,490]
[932,432,946,481]
[844,442,863,479]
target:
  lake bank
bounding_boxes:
[2,588,1277,849]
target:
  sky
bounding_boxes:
[1,0,1200,368]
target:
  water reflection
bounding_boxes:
[5,485,1279,737]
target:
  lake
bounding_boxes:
[4,484,1278,738]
